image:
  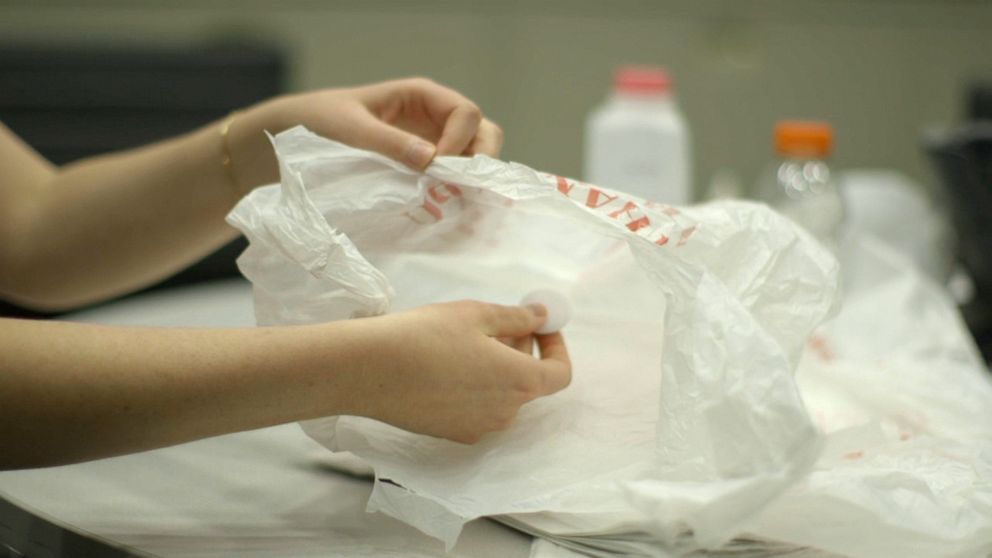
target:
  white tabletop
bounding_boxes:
[0,279,533,557]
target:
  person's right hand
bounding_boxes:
[350,300,571,444]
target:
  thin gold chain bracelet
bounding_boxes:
[219,111,242,198]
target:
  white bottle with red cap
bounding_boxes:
[584,66,691,204]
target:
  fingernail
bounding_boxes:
[406,141,435,169]
[525,303,547,317]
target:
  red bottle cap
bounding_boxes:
[614,66,671,94]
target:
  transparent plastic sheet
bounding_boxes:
[227,127,840,552]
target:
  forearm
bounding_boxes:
[2,121,262,310]
[0,79,500,311]
[0,301,570,469]
[0,317,373,469]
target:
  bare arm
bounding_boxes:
[0,301,569,470]
[0,78,503,311]
[0,78,566,472]
[0,120,241,310]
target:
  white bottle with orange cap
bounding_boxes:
[584,66,691,204]
[754,121,845,245]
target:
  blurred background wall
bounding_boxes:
[0,0,989,197]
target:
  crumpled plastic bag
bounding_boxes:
[744,235,992,558]
[227,126,840,551]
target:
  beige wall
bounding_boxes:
[2,0,990,198]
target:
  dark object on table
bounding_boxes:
[0,42,285,317]
[925,121,992,361]
[969,81,992,121]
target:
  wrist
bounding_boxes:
[286,318,394,421]
[317,315,403,423]
[224,99,288,195]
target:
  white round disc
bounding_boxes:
[520,289,572,334]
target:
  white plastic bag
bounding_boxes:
[745,235,992,558]
[227,126,840,551]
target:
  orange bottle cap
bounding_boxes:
[775,121,833,158]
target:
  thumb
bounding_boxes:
[477,303,548,338]
[354,113,436,170]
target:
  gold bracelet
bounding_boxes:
[219,111,241,198]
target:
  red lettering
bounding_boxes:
[655,235,670,246]
[428,183,462,203]
[421,200,442,221]
[556,176,573,195]
[626,216,651,232]
[404,201,442,224]
[586,188,618,208]
[676,225,697,246]
[608,201,651,231]
[807,334,834,362]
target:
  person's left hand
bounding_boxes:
[229,78,503,192]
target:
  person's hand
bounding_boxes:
[295,78,505,165]
[351,300,571,444]
[229,78,503,192]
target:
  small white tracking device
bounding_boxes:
[520,289,572,334]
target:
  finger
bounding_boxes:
[495,335,530,351]
[369,78,486,159]
[466,119,504,158]
[534,332,572,395]
[475,303,547,338]
[348,110,437,170]
[435,102,483,156]
[508,334,534,356]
